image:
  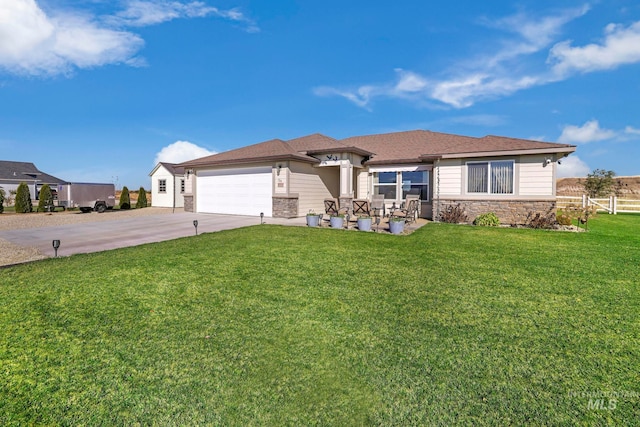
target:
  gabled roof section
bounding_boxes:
[180,138,319,168]
[286,133,344,152]
[149,162,185,176]
[0,160,66,184]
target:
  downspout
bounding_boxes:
[435,159,441,221]
[172,174,176,214]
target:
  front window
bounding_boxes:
[373,170,430,201]
[401,171,429,201]
[158,179,166,193]
[467,160,514,194]
[373,172,397,199]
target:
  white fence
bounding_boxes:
[557,195,640,214]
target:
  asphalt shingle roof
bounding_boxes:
[179,130,576,168]
[0,161,66,185]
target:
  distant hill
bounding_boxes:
[557,176,640,197]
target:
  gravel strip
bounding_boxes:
[0,208,174,267]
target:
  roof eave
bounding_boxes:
[305,146,375,157]
[439,146,577,159]
[364,158,433,166]
[181,154,319,169]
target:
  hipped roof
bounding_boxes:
[180,130,576,168]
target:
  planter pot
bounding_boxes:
[389,219,405,235]
[330,216,344,229]
[357,217,372,231]
[306,215,320,227]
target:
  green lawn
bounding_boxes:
[1,215,639,425]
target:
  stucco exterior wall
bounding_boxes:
[435,155,557,198]
[518,155,555,196]
[435,159,463,196]
[151,166,184,208]
[289,162,339,215]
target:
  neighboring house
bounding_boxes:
[178,130,576,224]
[0,160,66,201]
[149,162,186,208]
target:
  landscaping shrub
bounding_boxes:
[37,184,54,212]
[119,186,131,210]
[15,182,32,213]
[135,187,148,209]
[473,212,500,227]
[438,203,468,223]
[525,208,557,229]
[556,211,573,226]
[0,188,4,213]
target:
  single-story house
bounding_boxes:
[149,162,186,208]
[178,130,576,224]
[0,160,66,201]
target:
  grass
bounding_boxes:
[1,215,639,425]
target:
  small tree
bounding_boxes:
[119,186,131,209]
[135,187,148,208]
[15,182,33,213]
[0,188,4,214]
[583,169,615,198]
[37,184,54,212]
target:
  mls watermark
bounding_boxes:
[567,390,639,411]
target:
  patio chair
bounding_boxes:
[390,199,419,224]
[401,194,420,209]
[371,194,386,218]
[352,199,371,217]
[323,198,348,225]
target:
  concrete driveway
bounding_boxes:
[0,212,306,259]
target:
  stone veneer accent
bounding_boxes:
[273,195,298,218]
[183,194,194,212]
[339,196,353,213]
[435,199,556,225]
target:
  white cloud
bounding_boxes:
[111,1,259,32]
[558,120,617,144]
[0,0,144,75]
[549,21,640,76]
[557,155,590,177]
[315,7,588,109]
[154,140,216,164]
[625,126,640,135]
[0,0,257,77]
[314,7,640,110]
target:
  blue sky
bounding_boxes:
[2,0,640,189]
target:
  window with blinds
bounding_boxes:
[467,160,514,194]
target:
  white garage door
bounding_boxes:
[197,167,273,216]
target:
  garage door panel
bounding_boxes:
[197,167,272,216]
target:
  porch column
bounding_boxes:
[339,161,354,197]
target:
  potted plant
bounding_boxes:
[356,215,372,231]
[388,217,405,234]
[306,210,320,227]
[330,213,345,229]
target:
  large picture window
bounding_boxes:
[373,170,430,201]
[467,160,514,194]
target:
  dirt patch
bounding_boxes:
[557,176,640,197]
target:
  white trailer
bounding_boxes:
[56,183,116,213]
